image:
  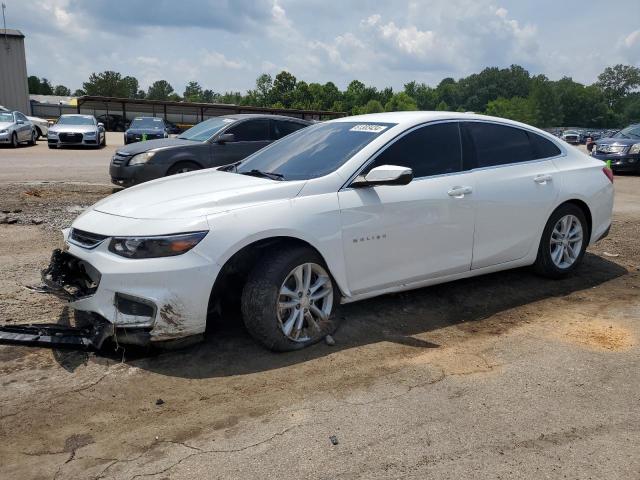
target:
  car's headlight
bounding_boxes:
[85,131,96,137]
[108,231,208,259]
[128,151,157,165]
[0,129,7,134]
[629,143,640,155]
[48,131,58,137]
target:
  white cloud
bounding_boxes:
[202,51,247,70]
[620,29,640,63]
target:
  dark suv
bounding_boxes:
[110,114,311,186]
[591,124,640,173]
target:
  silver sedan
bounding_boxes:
[47,114,106,149]
[0,111,37,147]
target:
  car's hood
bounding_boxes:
[126,128,165,135]
[0,121,15,130]
[116,137,198,155]
[92,169,306,219]
[50,124,97,133]
[595,137,639,146]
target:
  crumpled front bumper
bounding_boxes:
[37,235,217,344]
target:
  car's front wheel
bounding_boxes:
[29,130,37,146]
[10,132,18,148]
[534,204,588,278]
[241,246,338,351]
[167,161,201,176]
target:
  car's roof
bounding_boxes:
[221,113,311,123]
[61,114,95,118]
[329,111,526,128]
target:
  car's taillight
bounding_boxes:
[603,166,614,183]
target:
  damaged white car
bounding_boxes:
[39,112,613,351]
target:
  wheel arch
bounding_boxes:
[166,158,204,175]
[559,198,592,241]
[207,235,345,328]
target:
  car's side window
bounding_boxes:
[528,132,562,159]
[15,112,27,122]
[465,122,533,167]
[365,122,462,178]
[274,120,306,139]
[228,119,270,142]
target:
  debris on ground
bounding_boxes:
[329,435,339,445]
[325,334,336,346]
[156,398,165,406]
[603,251,620,257]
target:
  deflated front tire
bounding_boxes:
[241,246,339,351]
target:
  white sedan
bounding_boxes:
[46,112,613,351]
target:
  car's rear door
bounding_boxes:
[462,121,561,269]
[338,121,476,295]
[210,119,272,166]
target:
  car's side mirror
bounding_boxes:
[351,165,413,188]
[97,122,105,129]
[217,133,235,144]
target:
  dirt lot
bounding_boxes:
[1,141,639,479]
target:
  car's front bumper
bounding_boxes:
[49,228,217,343]
[591,153,640,172]
[0,131,11,143]
[48,132,99,147]
[110,161,167,186]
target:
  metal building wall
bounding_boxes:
[0,30,30,113]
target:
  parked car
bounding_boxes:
[44,111,613,351]
[562,130,580,144]
[110,114,311,187]
[164,120,183,135]
[47,114,106,149]
[0,110,37,147]
[591,123,640,173]
[96,114,128,132]
[0,104,50,139]
[124,117,169,144]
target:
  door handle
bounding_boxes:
[534,174,552,184]
[447,186,473,198]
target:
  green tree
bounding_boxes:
[485,97,536,124]
[183,81,204,102]
[528,75,562,127]
[147,80,175,100]
[28,76,41,94]
[596,64,640,108]
[72,89,85,97]
[272,71,297,107]
[121,76,141,98]
[82,71,130,97]
[384,92,417,111]
[255,74,273,106]
[53,85,71,96]
[360,99,384,114]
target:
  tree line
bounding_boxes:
[28,64,640,128]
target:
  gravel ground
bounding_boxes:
[1,143,639,479]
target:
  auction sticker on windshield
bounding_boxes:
[350,124,388,133]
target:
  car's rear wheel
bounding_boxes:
[241,246,338,351]
[167,161,201,176]
[534,204,588,278]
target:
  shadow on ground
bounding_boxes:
[53,253,627,378]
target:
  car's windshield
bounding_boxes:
[57,116,95,126]
[130,117,165,129]
[178,117,233,141]
[0,112,14,122]
[236,121,396,181]
[613,125,640,139]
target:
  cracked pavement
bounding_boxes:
[1,145,640,479]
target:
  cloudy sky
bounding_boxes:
[5,0,640,94]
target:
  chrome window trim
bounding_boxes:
[340,118,567,191]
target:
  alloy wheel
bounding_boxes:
[549,214,583,269]
[277,262,333,342]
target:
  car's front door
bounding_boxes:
[15,113,30,141]
[210,119,272,166]
[462,121,561,269]
[338,122,476,296]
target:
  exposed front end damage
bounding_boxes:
[8,234,215,349]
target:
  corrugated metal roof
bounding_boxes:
[1,29,25,38]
